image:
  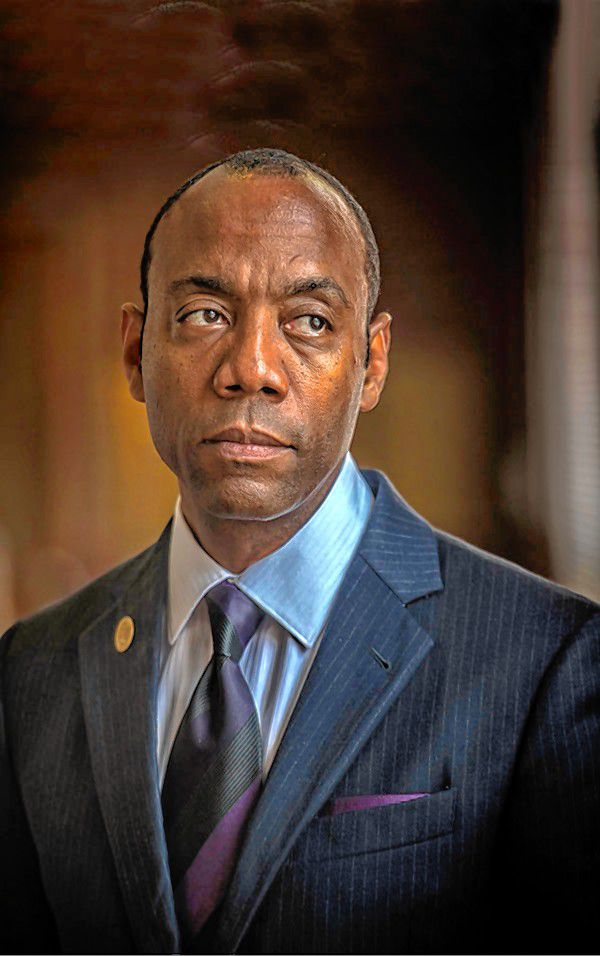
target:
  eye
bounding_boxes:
[287,314,331,336]
[177,307,229,327]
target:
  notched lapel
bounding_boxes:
[213,470,444,953]
[78,527,179,955]
[215,573,436,952]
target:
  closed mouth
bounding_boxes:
[204,426,295,449]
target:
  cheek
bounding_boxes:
[144,338,197,404]
[297,355,363,444]
[142,349,195,443]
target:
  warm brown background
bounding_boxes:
[1,0,598,627]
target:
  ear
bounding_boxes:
[121,303,146,403]
[360,310,392,412]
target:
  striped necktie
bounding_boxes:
[161,580,264,949]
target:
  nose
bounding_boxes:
[212,309,289,401]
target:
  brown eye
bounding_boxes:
[178,308,228,326]
[201,309,222,324]
[288,314,331,336]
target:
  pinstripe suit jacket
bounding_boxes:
[1,469,599,954]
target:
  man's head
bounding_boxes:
[122,148,392,527]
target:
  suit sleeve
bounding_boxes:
[493,609,600,953]
[0,624,60,954]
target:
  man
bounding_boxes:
[1,148,598,955]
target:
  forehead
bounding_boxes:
[149,168,366,297]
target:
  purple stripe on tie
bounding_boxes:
[176,776,261,937]
[321,792,428,816]
[162,661,256,819]
[187,660,255,746]
[209,581,264,650]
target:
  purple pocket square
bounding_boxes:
[320,792,428,816]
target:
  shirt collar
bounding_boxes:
[168,453,373,648]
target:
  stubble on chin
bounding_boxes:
[182,462,306,523]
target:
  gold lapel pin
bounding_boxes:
[114,615,135,653]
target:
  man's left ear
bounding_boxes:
[360,311,392,412]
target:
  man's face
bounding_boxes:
[123,168,390,522]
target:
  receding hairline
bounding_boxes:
[140,148,381,323]
[148,162,367,277]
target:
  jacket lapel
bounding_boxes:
[78,525,179,955]
[214,471,444,953]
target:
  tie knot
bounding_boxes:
[206,580,264,661]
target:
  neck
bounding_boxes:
[180,467,341,573]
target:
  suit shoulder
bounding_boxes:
[361,469,598,638]
[434,526,599,631]
[1,529,169,660]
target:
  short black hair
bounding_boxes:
[139,147,381,324]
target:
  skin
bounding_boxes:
[122,167,392,572]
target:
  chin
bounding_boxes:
[195,471,301,522]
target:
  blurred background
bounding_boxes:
[1,0,599,628]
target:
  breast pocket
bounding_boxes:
[310,787,457,860]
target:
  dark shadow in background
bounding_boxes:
[0,0,558,597]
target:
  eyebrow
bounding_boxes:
[284,276,350,307]
[168,273,350,308]
[169,275,235,300]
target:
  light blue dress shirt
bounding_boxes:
[157,453,373,785]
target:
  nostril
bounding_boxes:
[261,386,278,395]
[225,384,242,392]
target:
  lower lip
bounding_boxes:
[204,440,292,461]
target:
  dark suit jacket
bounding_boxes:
[1,470,599,955]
